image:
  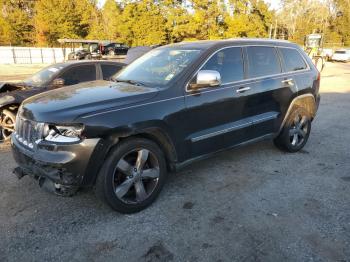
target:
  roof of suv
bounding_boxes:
[165,38,297,50]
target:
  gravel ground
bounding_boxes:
[0,62,350,262]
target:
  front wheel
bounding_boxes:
[95,138,167,213]
[0,109,16,141]
[274,108,311,153]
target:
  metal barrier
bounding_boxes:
[0,47,66,64]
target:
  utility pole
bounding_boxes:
[269,24,273,38]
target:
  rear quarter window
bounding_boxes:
[279,48,308,72]
[246,46,281,78]
[101,64,123,80]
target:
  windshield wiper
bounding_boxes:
[113,79,147,87]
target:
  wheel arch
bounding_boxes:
[279,94,317,132]
[82,126,178,186]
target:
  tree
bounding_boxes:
[185,0,226,40]
[0,0,35,45]
[333,0,350,45]
[277,0,334,44]
[224,0,272,38]
[34,0,97,46]
[159,0,193,43]
[118,0,167,46]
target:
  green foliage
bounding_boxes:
[333,0,350,45]
[0,0,35,45]
[34,0,96,46]
[277,0,350,46]
[1,0,349,47]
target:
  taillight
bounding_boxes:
[317,72,321,81]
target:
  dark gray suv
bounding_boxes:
[11,39,320,213]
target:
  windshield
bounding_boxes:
[24,64,65,87]
[114,48,202,86]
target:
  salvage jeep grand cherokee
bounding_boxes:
[11,39,320,213]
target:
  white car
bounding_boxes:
[332,49,350,62]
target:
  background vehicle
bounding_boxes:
[67,49,101,60]
[331,49,350,62]
[304,33,327,71]
[99,42,129,56]
[12,39,320,213]
[0,60,124,141]
[59,39,129,60]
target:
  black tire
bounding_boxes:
[274,107,311,153]
[0,109,16,141]
[95,137,167,213]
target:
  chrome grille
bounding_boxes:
[14,116,43,149]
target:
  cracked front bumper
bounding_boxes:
[11,135,100,187]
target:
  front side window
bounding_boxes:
[246,46,281,78]
[24,64,66,87]
[115,48,201,87]
[279,48,307,72]
[201,47,244,84]
[59,65,96,86]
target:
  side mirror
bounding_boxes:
[52,78,65,87]
[189,70,221,90]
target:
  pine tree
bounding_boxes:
[34,0,97,46]
[0,0,35,45]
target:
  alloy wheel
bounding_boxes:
[112,148,160,204]
[0,110,15,141]
[289,114,309,147]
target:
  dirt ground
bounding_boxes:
[0,64,49,82]
[0,62,350,262]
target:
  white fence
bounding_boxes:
[0,46,71,64]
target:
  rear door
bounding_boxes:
[278,46,314,95]
[243,46,296,137]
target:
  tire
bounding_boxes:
[95,137,167,213]
[0,109,16,141]
[274,107,311,153]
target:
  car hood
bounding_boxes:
[0,82,31,93]
[21,80,159,123]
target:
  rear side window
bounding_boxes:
[60,65,96,85]
[101,64,123,80]
[202,47,244,84]
[279,48,307,72]
[246,46,281,78]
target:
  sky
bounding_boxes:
[98,0,282,10]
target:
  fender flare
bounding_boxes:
[279,94,317,132]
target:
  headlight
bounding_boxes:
[43,124,84,143]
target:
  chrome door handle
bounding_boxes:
[281,78,294,85]
[236,87,251,93]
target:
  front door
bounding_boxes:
[184,47,256,158]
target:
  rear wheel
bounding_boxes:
[0,109,16,141]
[274,108,311,152]
[95,138,167,213]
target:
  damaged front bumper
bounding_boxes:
[11,136,100,196]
